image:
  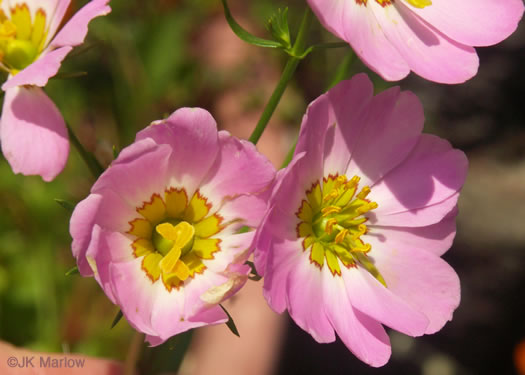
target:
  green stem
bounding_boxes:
[66,123,105,178]
[248,8,313,145]
[124,331,144,375]
[281,137,297,168]
[327,50,354,90]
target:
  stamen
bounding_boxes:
[325,218,338,234]
[335,229,348,244]
[322,205,341,217]
[356,186,371,200]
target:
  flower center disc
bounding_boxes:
[127,188,223,292]
[0,5,48,71]
[296,174,386,285]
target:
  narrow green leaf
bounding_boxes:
[221,0,282,49]
[65,266,79,276]
[245,261,262,281]
[55,198,76,212]
[267,8,291,49]
[67,123,105,178]
[220,304,240,337]
[112,145,119,160]
[111,310,124,329]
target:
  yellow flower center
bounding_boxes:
[0,4,48,72]
[355,0,432,9]
[127,188,223,292]
[296,174,386,285]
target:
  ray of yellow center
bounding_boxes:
[406,0,432,8]
[157,222,194,281]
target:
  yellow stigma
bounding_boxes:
[406,0,432,9]
[156,222,194,281]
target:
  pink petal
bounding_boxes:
[199,130,275,204]
[367,208,458,257]
[319,74,375,175]
[149,270,231,343]
[203,232,254,273]
[323,269,392,367]
[43,0,71,47]
[49,0,111,48]
[2,47,72,90]
[369,134,467,227]
[285,251,337,343]
[371,245,461,334]
[109,259,161,337]
[262,238,304,314]
[370,1,478,84]
[85,226,135,304]
[307,0,410,80]
[346,88,424,187]
[403,0,524,47]
[91,141,172,209]
[341,266,429,336]
[219,193,271,231]
[0,86,68,181]
[136,108,220,196]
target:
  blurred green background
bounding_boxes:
[1,0,524,374]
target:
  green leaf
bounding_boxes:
[112,145,119,160]
[111,310,124,329]
[221,0,283,49]
[65,266,79,276]
[55,198,76,212]
[267,8,291,49]
[220,304,240,337]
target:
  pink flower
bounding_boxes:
[254,74,468,367]
[307,0,524,83]
[70,108,275,345]
[0,0,111,181]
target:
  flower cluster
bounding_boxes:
[2,0,518,368]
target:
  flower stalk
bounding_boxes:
[248,8,313,145]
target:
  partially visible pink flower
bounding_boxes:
[307,0,524,83]
[70,108,275,345]
[0,0,111,181]
[254,74,468,367]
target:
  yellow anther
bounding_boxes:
[356,186,371,200]
[335,175,347,187]
[323,190,340,202]
[356,201,378,215]
[406,0,432,9]
[352,224,368,239]
[335,229,349,244]
[349,176,360,185]
[322,205,342,217]
[325,218,338,235]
